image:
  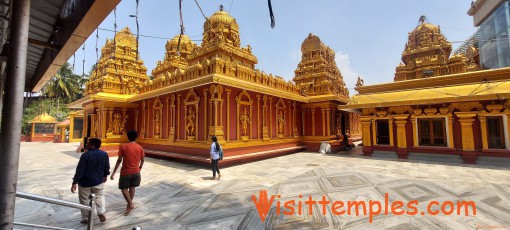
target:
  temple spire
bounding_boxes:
[220,4,224,11]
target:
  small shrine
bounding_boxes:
[29,113,58,142]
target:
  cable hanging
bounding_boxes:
[267,0,275,28]
[129,0,140,61]
[95,28,99,77]
[82,43,85,77]
[177,0,185,55]
[113,7,118,76]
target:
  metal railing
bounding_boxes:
[14,191,97,230]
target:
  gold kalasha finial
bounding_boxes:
[220,5,224,11]
[419,15,427,24]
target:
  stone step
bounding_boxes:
[477,156,510,168]
[372,151,398,159]
[408,152,463,164]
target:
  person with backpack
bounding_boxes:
[210,135,222,180]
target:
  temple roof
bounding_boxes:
[342,67,510,109]
[31,113,58,124]
[165,34,195,52]
[204,7,239,32]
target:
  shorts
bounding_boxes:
[119,173,141,189]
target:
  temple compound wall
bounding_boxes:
[71,9,361,165]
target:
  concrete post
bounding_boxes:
[0,0,31,228]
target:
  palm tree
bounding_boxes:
[42,62,83,102]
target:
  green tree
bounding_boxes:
[42,62,83,102]
[21,98,69,135]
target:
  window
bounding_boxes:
[487,116,506,149]
[73,118,84,139]
[418,118,446,146]
[376,120,390,145]
[34,123,55,134]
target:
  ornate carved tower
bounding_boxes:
[85,27,149,95]
[394,16,476,81]
[293,33,349,99]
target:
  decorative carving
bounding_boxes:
[293,33,349,99]
[355,76,364,87]
[185,107,196,136]
[85,27,149,96]
[449,102,483,112]
[154,112,161,137]
[239,108,251,136]
[395,16,472,81]
[278,111,286,135]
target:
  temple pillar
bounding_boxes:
[393,115,409,159]
[177,94,181,140]
[262,96,269,140]
[257,95,261,139]
[389,117,394,147]
[322,109,326,136]
[447,116,454,148]
[456,112,478,164]
[360,116,373,156]
[226,89,231,141]
[479,115,488,150]
[269,97,273,138]
[411,118,417,147]
[165,97,169,139]
[311,108,315,136]
[203,90,208,141]
[371,118,377,146]
[293,102,298,138]
[140,100,147,139]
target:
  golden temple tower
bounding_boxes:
[395,16,476,81]
[293,33,349,99]
[85,27,149,95]
[152,35,196,78]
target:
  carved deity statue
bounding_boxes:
[112,113,122,134]
[186,107,196,136]
[154,112,161,135]
[277,111,286,134]
[120,114,128,135]
[239,108,251,136]
[355,76,364,87]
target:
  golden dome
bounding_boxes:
[411,22,440,36]
[204,7,239,32]
[115,27,137,50]
[165,34,195,52]
[31,113,58,123]
[301,33,323,53]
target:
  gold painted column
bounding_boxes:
[371,118,377,145]
[269,97,273,138]
[447,116,454,148]
[226,89,231,141]
[479,115,488,150]
[203,90,208,141]
[389,118,394,146]
[311,108,315,136]
[177,94,181,140]
[411,118,418,147]
[360,116,373,156]
[165,97,169,139]
[393,115,409,159]
[455,112,478,164]
[257,95,261,139]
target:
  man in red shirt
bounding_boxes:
[110,130,145,215]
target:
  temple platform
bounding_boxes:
[144,143,306,166]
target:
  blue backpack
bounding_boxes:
[217,144,223,160]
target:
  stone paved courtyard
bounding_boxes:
[13,142,510,229]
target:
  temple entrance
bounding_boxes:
[376,120,390,145]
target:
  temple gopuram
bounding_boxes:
[340,17,510,164]
[70,8,361,165]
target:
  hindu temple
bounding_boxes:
[340,17,510,164]
[69,8,361,165]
